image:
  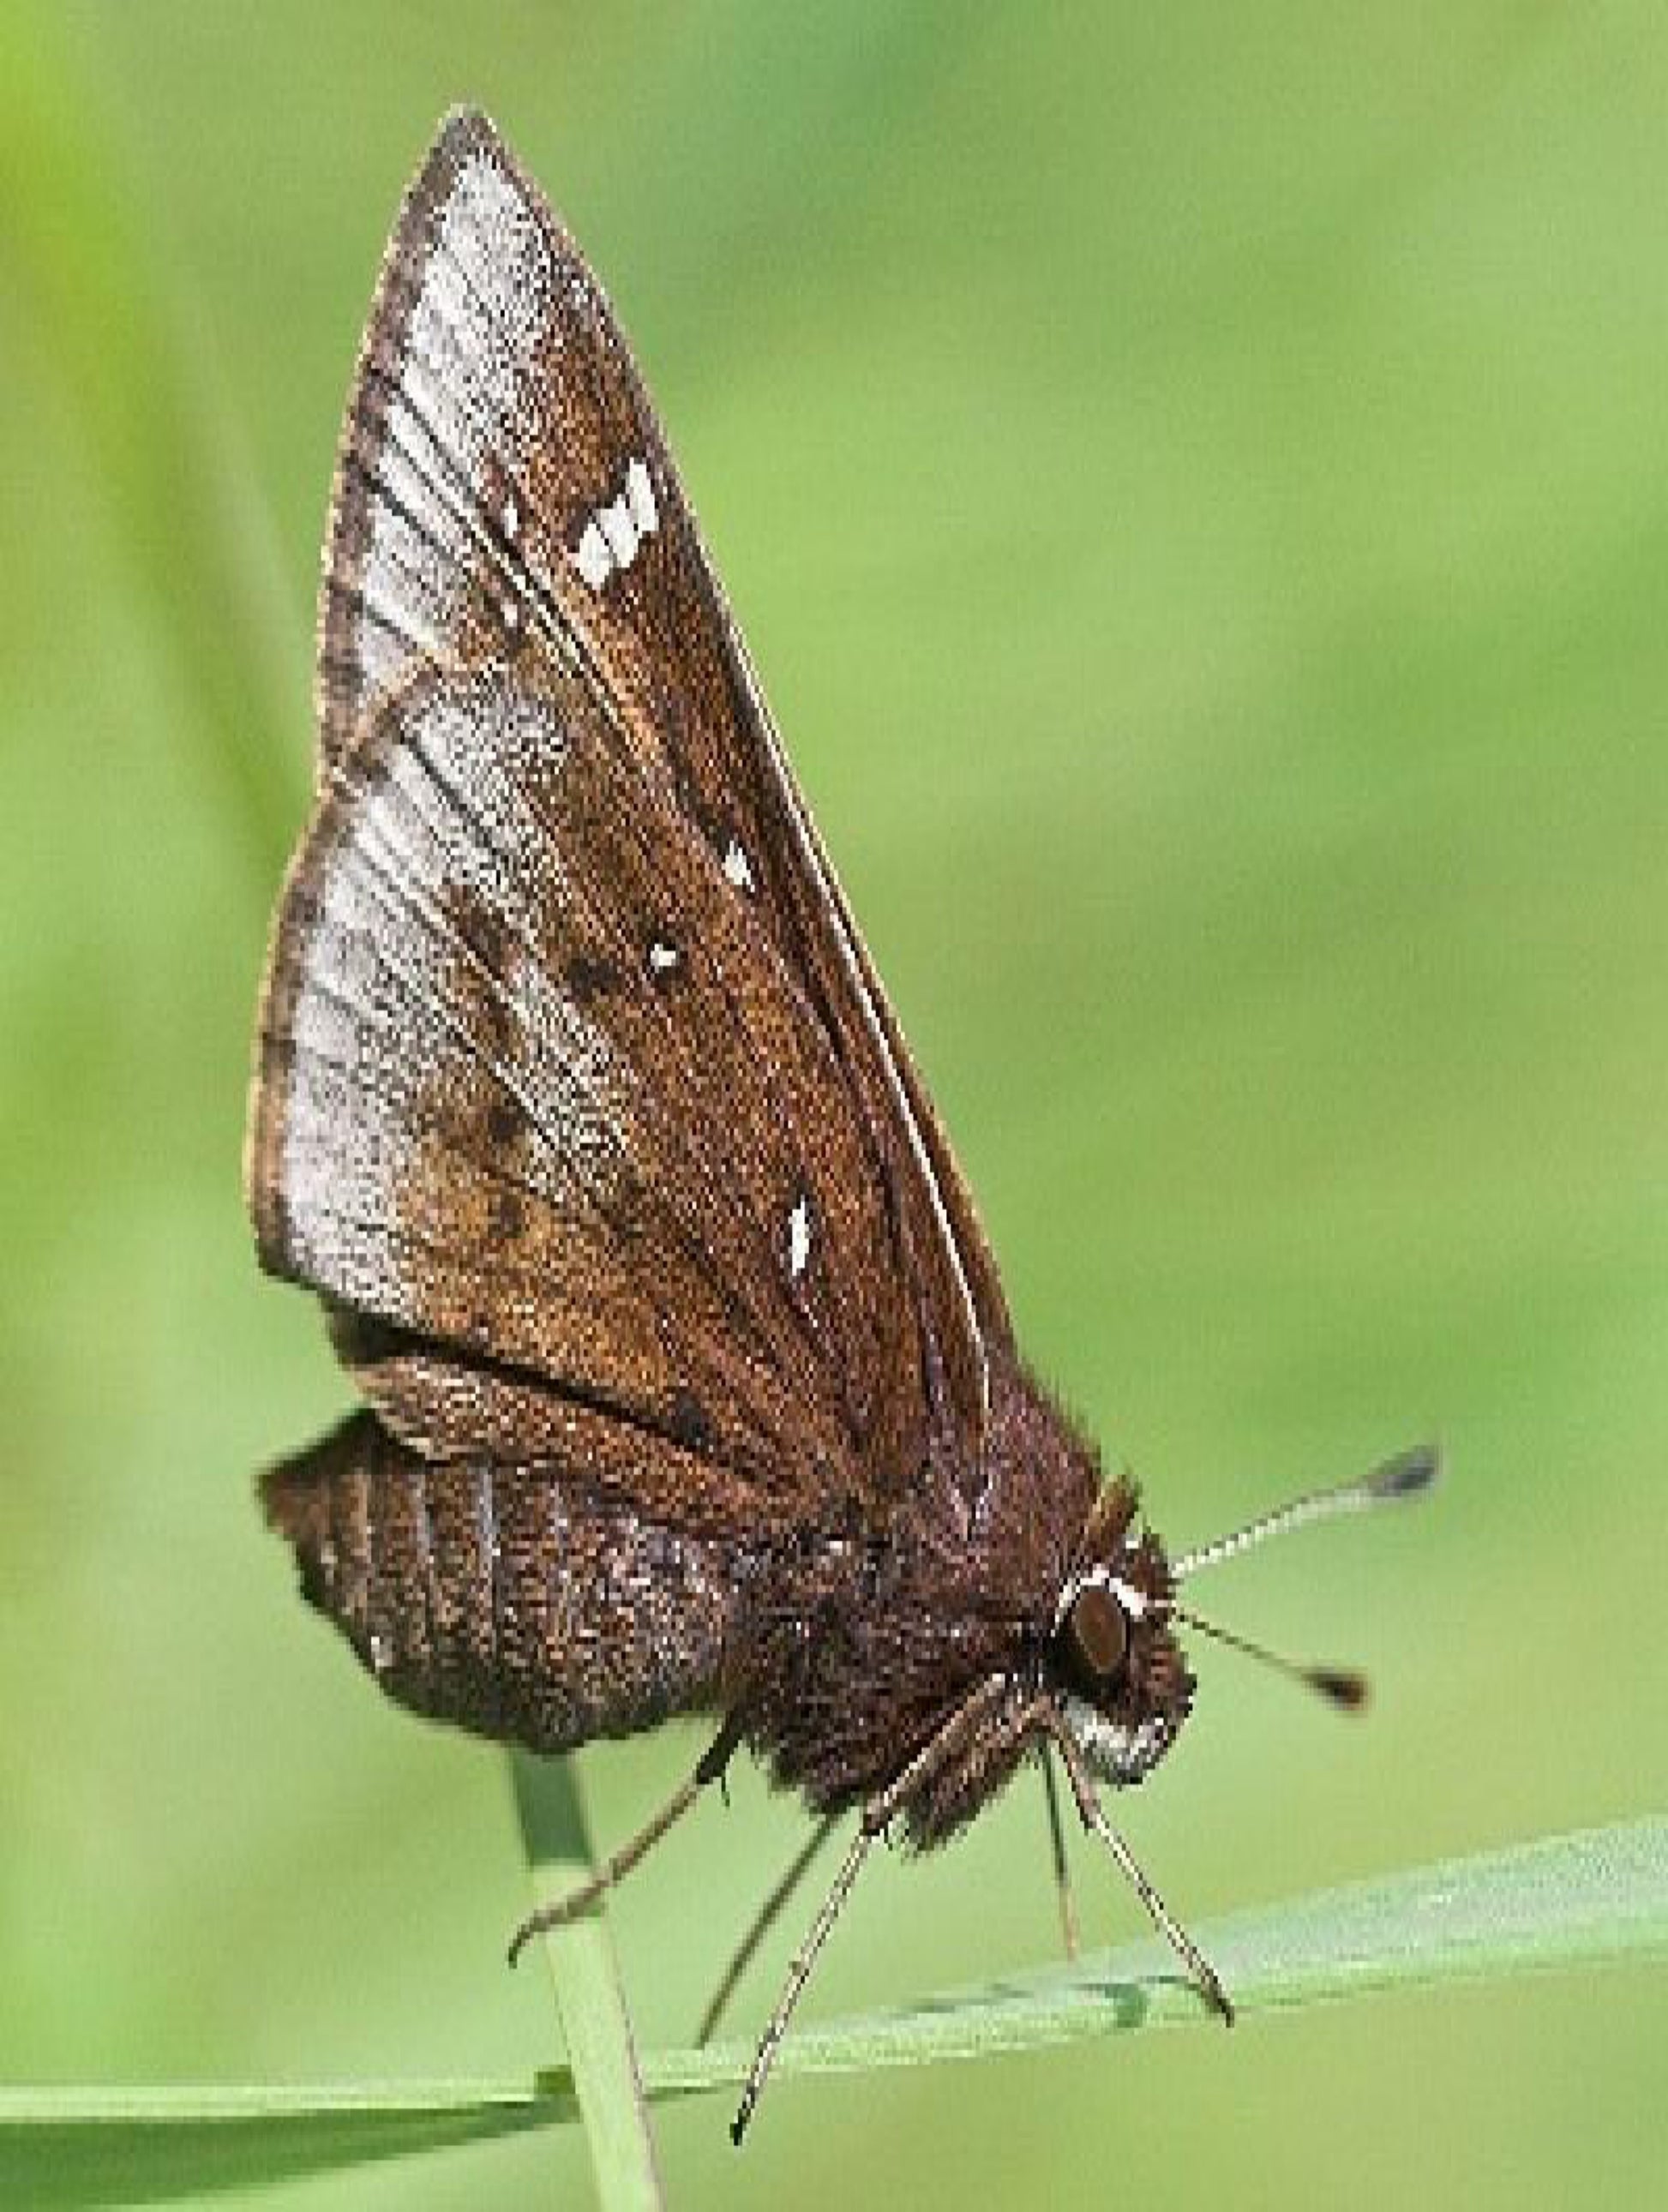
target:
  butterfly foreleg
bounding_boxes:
[729,1675,1011,2143]
[1041,1706,1233,2025]
[696,1813,837,2047]
[1039,1741,1081,1961]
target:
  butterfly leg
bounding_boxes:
[1039,1745,1080,1961]
[730,1676,1010,2143]
[1043,1712,1233,2025]
[507,1714,744,1965]
[697,1813,837,2047]
[728,1819,874,2146]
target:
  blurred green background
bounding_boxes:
[3,3,1665,2205]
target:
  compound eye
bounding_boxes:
[1065,1582,1128,1686]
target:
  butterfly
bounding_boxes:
[247,109,1435,2142]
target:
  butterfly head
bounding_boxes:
[1042,1442,1443,1783]
[1047,1480,1193,1788]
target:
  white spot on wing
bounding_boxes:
[570,455,659,590]
[575,520,611,590]
[722,837,755,892]
[502,490,520,540]
[648,939,680,976]
[626,457,657,535]
[598,495,636,566]
[721,620,992,1433]
[788,1194,812,1280]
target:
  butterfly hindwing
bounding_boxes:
[264,1410,752,1750]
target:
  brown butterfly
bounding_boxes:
[247,110,1435,2142]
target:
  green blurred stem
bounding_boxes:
[0,6,306,894]
[511,1754,664,2212]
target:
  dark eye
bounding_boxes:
[1064,1582,1128,1687]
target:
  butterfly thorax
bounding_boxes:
[729,1358,1192,1846]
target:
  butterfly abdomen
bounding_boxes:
[262,1411,746,1753]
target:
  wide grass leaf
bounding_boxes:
[652,1811,1668,2089]
[3,1818,1661,2203]
[0,2082,566,2209]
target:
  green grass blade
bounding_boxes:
[0,1819,1659,2201]
[511,1754,665,2210]
[0,2082,568,2209]
[644,1813,1668,2093]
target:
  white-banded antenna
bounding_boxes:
[1171,1443,1438,1583]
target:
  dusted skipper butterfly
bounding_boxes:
[248,111,1435,2141]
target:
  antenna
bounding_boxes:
[1170,1442,1438,1583]
[1172,1603,1368,1711]
[1166,1442,1437,1713]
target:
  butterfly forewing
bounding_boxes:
[254,653,930,1508]
[253,106,1000,1547]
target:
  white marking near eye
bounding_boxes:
[575,521,611,590]
[648,938,680,976]
[501,594,520,631]
[1053,1565,1149,1633]
[1062,1696,1173,1786]
[1110,1576,1149,1620]
[501,490,520,540]
[788,1193,813,1280]
[722,837,755,892]
[570,453,660,590]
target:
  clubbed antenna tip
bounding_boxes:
[1173,1437,1442,1583]
[1368,1442,1441,1501]
[1306,1666,1370,1712]
[1167,1441,1439,1714]
[1174,1607,1372,1714]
